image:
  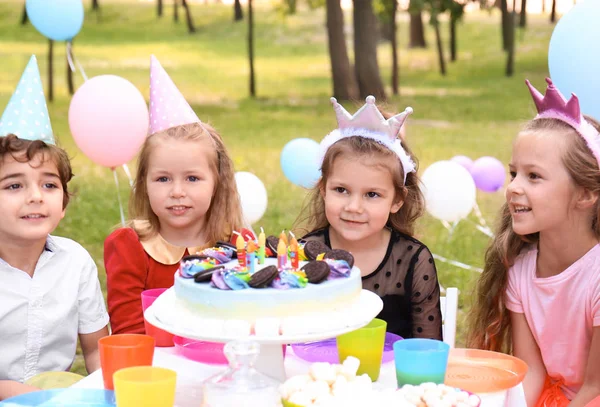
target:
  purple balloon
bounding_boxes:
[451,155,474,172]
[470,156,506,192]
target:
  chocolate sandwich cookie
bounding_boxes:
[183,254,210,262]
[324,249,355,269]
[248,265,279,288]
[193,265,225,283]
[266,236,279,258]
[301,260,330,284]
[303,240,331,261]
[216,241,237,251]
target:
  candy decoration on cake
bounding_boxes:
[178,230,357,291]
[258,227,266,264]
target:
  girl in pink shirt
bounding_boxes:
[469,78,600,407]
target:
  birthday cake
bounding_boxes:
[152,232,368,337]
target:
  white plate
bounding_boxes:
[145,288,383,345]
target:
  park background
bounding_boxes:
[0,0,579,373]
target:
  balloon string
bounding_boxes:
[66,41,88,82]
[473,200,490,230]
[121,163,134,188]
[432,253,483,273]
[113,169,126,227]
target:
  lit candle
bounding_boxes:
[246,240,257,274]
[277,238,287,270]
[258,227,266,265]
[235,233,247,268]
[289,232,299,269]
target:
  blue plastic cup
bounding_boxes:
[393,338,450,387]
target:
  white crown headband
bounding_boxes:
[318,95,415,183]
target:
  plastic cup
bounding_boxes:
[98,334,155,390]
[113,366,176,407]
[141,288,174,347]
[336,318,387,381]
[393,338,450,387]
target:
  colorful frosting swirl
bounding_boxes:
[323,258,351,279]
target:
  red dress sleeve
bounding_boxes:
[104,228,149,335]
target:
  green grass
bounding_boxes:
[0,1,554,374]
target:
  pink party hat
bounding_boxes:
[149,55,200,134]
[526,78,600,165]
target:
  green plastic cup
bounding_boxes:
[336,318,387,381]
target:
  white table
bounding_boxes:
[72,346,526,407]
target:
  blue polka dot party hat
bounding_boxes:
[0,55,54,144]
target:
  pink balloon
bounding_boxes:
[69,75,149,168]
[451,155,474,172]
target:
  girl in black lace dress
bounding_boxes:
[297,96,442,340]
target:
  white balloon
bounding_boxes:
[235,171,268,225]
[420,161,476,222]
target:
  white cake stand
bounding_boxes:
[144,289,383,382]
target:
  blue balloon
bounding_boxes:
[548,0,600,119]
[280,138,322,188]
[26,0,84,41]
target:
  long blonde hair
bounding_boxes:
[128,122,244,246]
[467,117,600,353]
[295,135,425,237]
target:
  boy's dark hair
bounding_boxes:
[0,134,73,209]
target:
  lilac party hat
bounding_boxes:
[149,55,201,135]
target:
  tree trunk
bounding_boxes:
[92,0,100,10]
[506,8,515,76]
[48,40,54,102]
[409,11,427,48]
[248,0,256,97]
[181,0,196,33]
[157,0,163,17]
[433,17,446,75]
[326,0,359,100]
[174,0,179,22]
[234,0,244,21]
[21,2,28,25]
[67,43,74,95]
[353,0,386,100]
[501,0,509,51]
[550,0,556,23]
[541,0,545,13]
[390,0,399,95]
[519,0,526,27]
[449,16,457,62]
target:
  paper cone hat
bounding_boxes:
[149,55,200,134]
[0,55,54,144]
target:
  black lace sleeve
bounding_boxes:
[410,246,443,340]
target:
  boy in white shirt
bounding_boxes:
[0,56,109,400]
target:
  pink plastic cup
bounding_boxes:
[141,288,174,347]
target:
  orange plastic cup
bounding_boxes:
[114,366,176,407]
[98,334,155,390]
[142,288,174,347]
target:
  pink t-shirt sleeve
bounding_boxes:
[593,284,600,326]
[505,261,524,314]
